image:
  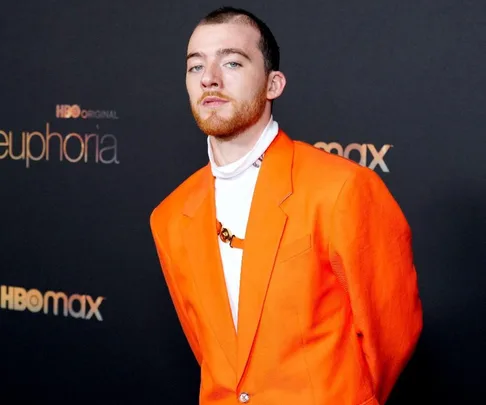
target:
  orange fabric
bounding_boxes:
[150,130,423,405]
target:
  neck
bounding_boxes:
[209,112,271,166]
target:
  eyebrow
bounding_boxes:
[186,48,252,62]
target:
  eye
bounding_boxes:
[188,65,203,73]
[225,61,242,69]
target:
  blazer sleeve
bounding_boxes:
[151,222,203,366]
[328,167,423,404]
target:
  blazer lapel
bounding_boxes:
[182,166,237,372]
[236,130,294,382]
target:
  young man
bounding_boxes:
[150,7,422,405]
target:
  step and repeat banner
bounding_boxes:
[1,1,484,404]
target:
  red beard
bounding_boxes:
[191,86,267,138]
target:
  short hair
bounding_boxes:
[198,7,280,74]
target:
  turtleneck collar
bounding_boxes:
[207,116,279,179]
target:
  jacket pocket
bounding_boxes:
[277,234,312,263]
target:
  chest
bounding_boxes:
[214,169,259,238]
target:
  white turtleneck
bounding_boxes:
[207,116,279,332]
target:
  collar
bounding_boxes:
[207,116,279,179]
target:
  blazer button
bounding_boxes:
[238,392,250,403]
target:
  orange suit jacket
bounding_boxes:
[150,129,423,405]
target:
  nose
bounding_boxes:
[201,62,222,89]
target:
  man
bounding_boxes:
[150,6,422,405]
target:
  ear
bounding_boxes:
[266,71,286,100]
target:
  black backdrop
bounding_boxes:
[1,1,485,404]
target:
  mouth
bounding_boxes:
[202,97,229,107]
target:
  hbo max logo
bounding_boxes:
[0,285,104,321]
[314,142,392,172]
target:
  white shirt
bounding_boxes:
[207,116,279,331]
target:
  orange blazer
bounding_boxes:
[150,130,423,405]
